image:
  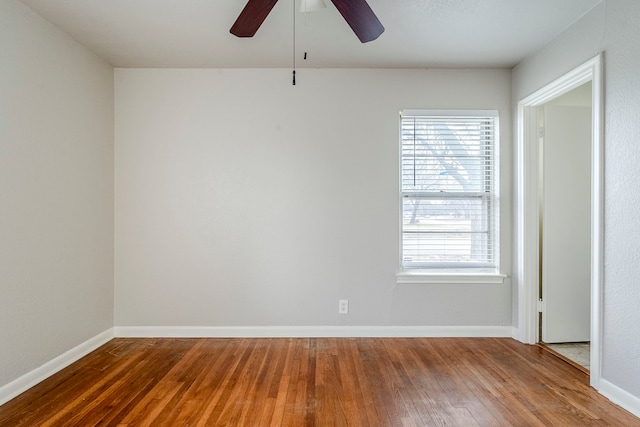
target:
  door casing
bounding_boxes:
[515,54,603,390]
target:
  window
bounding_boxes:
[400,110,499,273]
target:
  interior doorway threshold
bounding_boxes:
[538,342,590,375]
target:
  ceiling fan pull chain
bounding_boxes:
[292,0,296,85]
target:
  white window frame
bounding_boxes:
[396,109,505,284]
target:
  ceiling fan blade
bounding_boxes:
[230,0,279,38]
[330,0,384,43]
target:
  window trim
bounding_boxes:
[396,270,507,285]
[398,109,502,281]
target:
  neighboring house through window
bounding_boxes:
[400,110,499,274]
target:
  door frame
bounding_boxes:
[515,54,603,389]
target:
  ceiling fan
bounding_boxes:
[230,0,385,43]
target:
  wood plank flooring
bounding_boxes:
[0,338,638,426]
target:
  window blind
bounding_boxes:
[400,111,499,269]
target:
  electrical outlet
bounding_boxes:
[339,299,349,314]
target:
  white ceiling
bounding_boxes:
[19,0,601,69]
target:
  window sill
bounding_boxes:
[396,270,507,285]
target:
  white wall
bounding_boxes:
[513,0,640,401]
[115,68,512,330]
[0,0,114,388]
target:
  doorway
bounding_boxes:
[516,55,603,389]
[538,83,592,371]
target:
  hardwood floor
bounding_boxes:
[0,338,638,426]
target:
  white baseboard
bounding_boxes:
[114,325,513,338]
[511,326,520,341]
[0,328,114,406]
[599,378,640,418]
